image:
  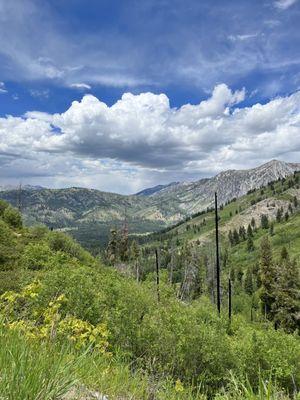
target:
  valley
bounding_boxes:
[1,159,299,251]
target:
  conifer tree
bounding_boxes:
[239,226,246,241]
[260,214,269,229]
[247,235,255,252]
[273,254,300,332]
[259,236,277,319]
[293,196,298,208]
[276,207,283,223]
[247,224,253,237]
[228,230,234,246]
[230,266,235,283]
[284,211,289,221]
[236,265,244,284]
[244,266,254,295]
[119,230,129,262]
[106,228,119,265]
[233,229,239,245]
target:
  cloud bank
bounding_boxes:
[1,84,300,193]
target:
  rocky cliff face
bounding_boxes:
[149,160,300,214]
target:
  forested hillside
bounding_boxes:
[1,160,299,252]
[0,182,299,399]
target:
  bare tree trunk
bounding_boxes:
[215,192,221,314]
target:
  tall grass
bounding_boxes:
[0,327,78,400]
[215,372,299,400]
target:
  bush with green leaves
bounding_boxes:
[20,242,55,270]
[3,206,22,229]
[0,199,9,216]
[46,231,94,265]
[0,219,18,269]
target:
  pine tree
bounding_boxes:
[228,230,234,246]
[247,224,253,237]
[233,229,239,245]
[247,235,255,252]
[106,228,119,265]
[239,226,246,241]
[293,196,298,208]
[276,207,283,223]
[260,214,269,229]
[259,236,277,319]
[284,211,289,221]
[272,256,300,332]
[236,265,244,284]
[119,230,129,262]
[244,266,254,295]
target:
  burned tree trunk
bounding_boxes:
[215,192,221,314]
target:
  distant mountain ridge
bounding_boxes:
[136,182,179,196]
[0,184,45,192]
[1,160,299,248]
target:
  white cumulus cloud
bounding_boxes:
[1,84,300,193]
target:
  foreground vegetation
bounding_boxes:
[0,175,300,398]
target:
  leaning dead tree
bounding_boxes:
[215,192,221,314]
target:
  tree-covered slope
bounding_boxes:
[1,160,299,252]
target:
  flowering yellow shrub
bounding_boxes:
[0,281,42,319]
[0,282,109,353]
[57,316,109,351]
[175,379,184,392]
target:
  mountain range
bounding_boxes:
[1,160,299,249]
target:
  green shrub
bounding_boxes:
[0,220,18,269]
[20,242,54,270]
[3,206,22,229]
[0,199,9,216]
[47,231,94,264]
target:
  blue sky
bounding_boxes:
[1,0,300,193]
